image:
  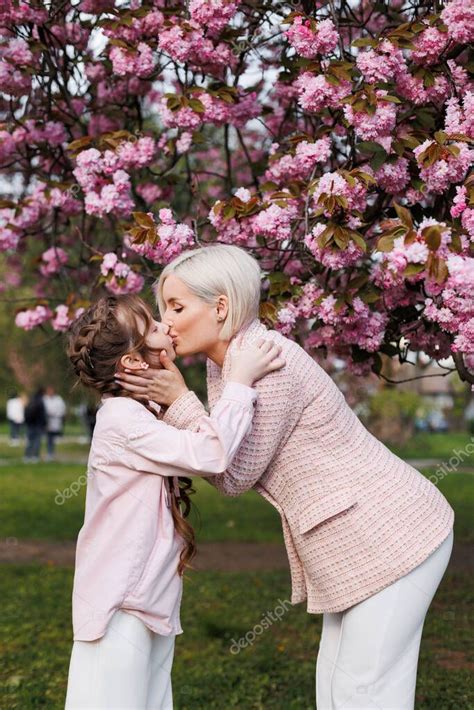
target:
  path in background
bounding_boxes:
[0,538,471,572]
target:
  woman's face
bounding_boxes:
[161,274,226,357]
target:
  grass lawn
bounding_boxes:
[0,431,472,708]
[1,565,472,709]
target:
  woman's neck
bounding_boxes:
[206,339,230,368]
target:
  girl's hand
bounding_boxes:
[114,351,189,407]
[228,338,286,387]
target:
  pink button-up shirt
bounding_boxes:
[72,381,257,641]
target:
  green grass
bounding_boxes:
[1,565,472,709]
[1,461,471,545]
[388,432,474,464]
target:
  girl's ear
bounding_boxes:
[119,353,149,371]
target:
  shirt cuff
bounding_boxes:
[162,390,207,430]
[221,381,258,407]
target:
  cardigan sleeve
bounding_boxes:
[205,363,305,496]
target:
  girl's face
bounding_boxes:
[144,317,176,365]
[117,307,176,371]
[161,274,227,357]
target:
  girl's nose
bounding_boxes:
[159,322,170,334]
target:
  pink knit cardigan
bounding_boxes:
[162,318,455,613]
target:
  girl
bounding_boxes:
[64,293,284,709]
[116,244,455,709]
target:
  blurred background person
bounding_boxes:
[24,388,47,463]
[43,386,66,461]
[6,390,25,446]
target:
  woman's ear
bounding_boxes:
[216,295,229,322]
[119,353,150,371]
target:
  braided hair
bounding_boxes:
[67,294,196,576]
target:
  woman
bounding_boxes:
[116,244,455,709]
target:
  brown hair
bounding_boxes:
[67,294,196,575]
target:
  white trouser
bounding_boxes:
[65,609,175,709]
[316,528,454,710]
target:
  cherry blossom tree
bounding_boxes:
[0,0,473,384]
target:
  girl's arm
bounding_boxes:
[117,381,257,478]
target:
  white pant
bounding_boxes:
[65,609,175,709]
[316,528,454,709]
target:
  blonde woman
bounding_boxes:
[116,244,455,710]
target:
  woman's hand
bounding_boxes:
[228,338,286,387]
[114,351,189,407]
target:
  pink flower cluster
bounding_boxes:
[51,305,85,332]
[39,247,68,277]
[343,90,398,142]
[158,90,259,130]
[252,202,299,242]
[109,42,156,78]
[411,27,448,65]
[312,171,371,216]
[0,225,20,252]
[356,40,406,83]
[265,137,331,183]
[441,0,474,44]
[100,253,144,295]
[295,72,351,112]
[375,158,411,195]
[158,21,236,73]
[284,17,338,58]
[15,305,52,330]
[125,209,195,265]
[450,186,474,238]
[0,38,34,95]
[424,254,474,355]
[305,225,364,269]
[396,69,449,106]
[445,92,474,139]
[413,140,473,193]
[189,0,240,36]
[74,143,158,217]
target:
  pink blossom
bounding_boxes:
[266,137,331,183]
[126,210,195,265]
[414,140,473,194]
[189,0,240,36]
[110,42,155,78]
[441,0,474,44]
[51,305,85,332]
[396,69,450,106]
[0,226,20,251]
[305,224,364,268]
[176,132,193,154]
[411,27,448,66]
[295,72,351,113]
[444,92,474,139]
[343,90,397,141]
[39,247,68,277]
[375,158,410,195]
[284,17,338,58]
[15,305,52,330]
[356,40,406,83]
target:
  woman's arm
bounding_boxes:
[163,349,306,496]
